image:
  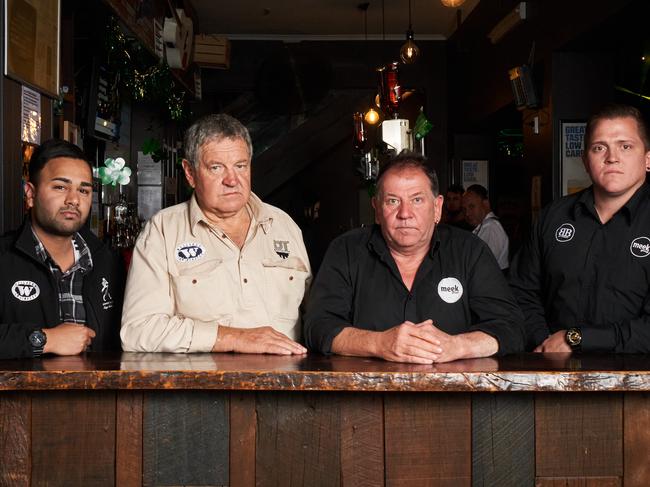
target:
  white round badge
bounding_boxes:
[437,277,463,304]
[11,280,40,302]
[555,223,575,243]
[175,242,206,262]
[630,236,650,258]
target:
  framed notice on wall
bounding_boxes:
[560,121,590,195]
[462,160,489,192]
[4,0,60,97]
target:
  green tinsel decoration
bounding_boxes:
[103,16,188,122]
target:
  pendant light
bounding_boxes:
[360,2,381,124]
[441,0,466,7]
[364,107,380,125]
[400,0,419,64]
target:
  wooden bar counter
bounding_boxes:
[1,353,649,486]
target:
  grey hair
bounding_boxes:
[183,114,253,167]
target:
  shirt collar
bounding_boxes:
[189,191,275,236]
[29,224,93,274]
[621,182,650,220]
[573,183,649,223]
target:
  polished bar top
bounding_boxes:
[0,352,649,392]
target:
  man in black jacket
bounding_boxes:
[0,139,124,359]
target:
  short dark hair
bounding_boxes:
[29,139,91,184]
[184,113,253,167]
[376,151,439,197]
[447,183,465,195]
[584,103,650,151]
[465,184,489,200]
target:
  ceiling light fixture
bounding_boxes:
[364,107,380,125]
[357,2,381,125]
[400,0,419,64]
[441,0,466,7]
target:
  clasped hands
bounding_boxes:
[43,323,96,355]
[375,319,465,364]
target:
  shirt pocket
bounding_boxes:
[261,257,309,320]
[603,259,649,318]
[171,258,233,323]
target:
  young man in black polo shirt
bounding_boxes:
[510,103,650,352]
[304,153,525,364]
[0,139,124,359]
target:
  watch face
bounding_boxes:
[29,331,46,347]
[566,329,582,347]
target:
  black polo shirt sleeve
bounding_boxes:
[303,235,354,354]
[581,296,650,352]
[465,241,526,355]
[509,211,552,350]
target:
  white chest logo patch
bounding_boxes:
[630,237,650,258]
[12,280,40,302]
[437,277,463,304]
[176,242,206,262]
[555,223,575,242]
[101,277,114,310]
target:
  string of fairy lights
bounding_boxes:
[104,16,188,122]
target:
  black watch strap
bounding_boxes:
[28,329,47,357]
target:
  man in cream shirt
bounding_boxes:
[121,114,311,354]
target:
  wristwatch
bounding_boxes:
[28,329,47,357]
[565,327,582,350]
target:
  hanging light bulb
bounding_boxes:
[441,0,466,7]
[400,29,419,64]
[400,0,419,64]
[364,107,380,125]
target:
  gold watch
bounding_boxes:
[565,327,582,350]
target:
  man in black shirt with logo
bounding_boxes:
[510,103,650,352]
[304,153,525,363]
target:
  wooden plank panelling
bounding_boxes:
[2,78,24,233]
[116,391,143,487]
[31,391,116,486]
[340,393,384,487]
[256,392,340,487]
[472,393,535,487]
[0,392,30,487]
[230,392,256,487]
[536,394,623,478]
[143,391,229,487]
[385,393,471,487]
[535,477,620,486]
[623,393,650,487]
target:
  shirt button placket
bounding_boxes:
[404,292,417,322]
